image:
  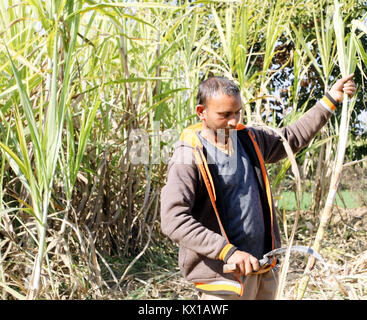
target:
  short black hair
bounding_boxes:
[197,76,240,106]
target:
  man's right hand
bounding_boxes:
[226,250,260,276]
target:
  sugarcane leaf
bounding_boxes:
[0,142,27,176]
[0,282,26,300]
[4,44,46,180]
[351,19,367,35]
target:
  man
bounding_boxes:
[160,75,355,300]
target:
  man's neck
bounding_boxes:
[200,128,234,155]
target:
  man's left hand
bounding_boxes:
[328,73,356,103]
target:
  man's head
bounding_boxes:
[197,76,240,107]
[196,77,242,140]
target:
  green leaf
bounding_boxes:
[4,44,46,181]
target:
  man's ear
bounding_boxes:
[196,104,206,120]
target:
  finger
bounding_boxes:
[344,89,355,96]
[343,83,356,91]
[344,79,355,85]
[344,86,356,92]
[343,82,356,90]
[344,80,356,87]
[245,259,253,276]
[344,85,356,91]
[238,262,246,276]
[343,85,356,91]
[344,91,355,96]
[251,257,260,272]
[342,73,354,82]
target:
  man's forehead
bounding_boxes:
[206,93,242,107]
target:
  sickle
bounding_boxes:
[223,245,326,273]
[258,245,326,267]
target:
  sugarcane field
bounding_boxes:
[0,0,367,301]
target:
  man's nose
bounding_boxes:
[227,116,238,128]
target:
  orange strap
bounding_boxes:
[198,147,216,201]
[194,146,229,244]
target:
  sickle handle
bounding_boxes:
[223,257,269,273]
[223,263,237,273]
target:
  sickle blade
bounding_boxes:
[264,245,326,265]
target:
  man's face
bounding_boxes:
[196,93,242,139]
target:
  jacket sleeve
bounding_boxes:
[160,146,228,260]
[254,101,333,164]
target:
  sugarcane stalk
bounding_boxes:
[296,95,354,299]
[296,0,357,299]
